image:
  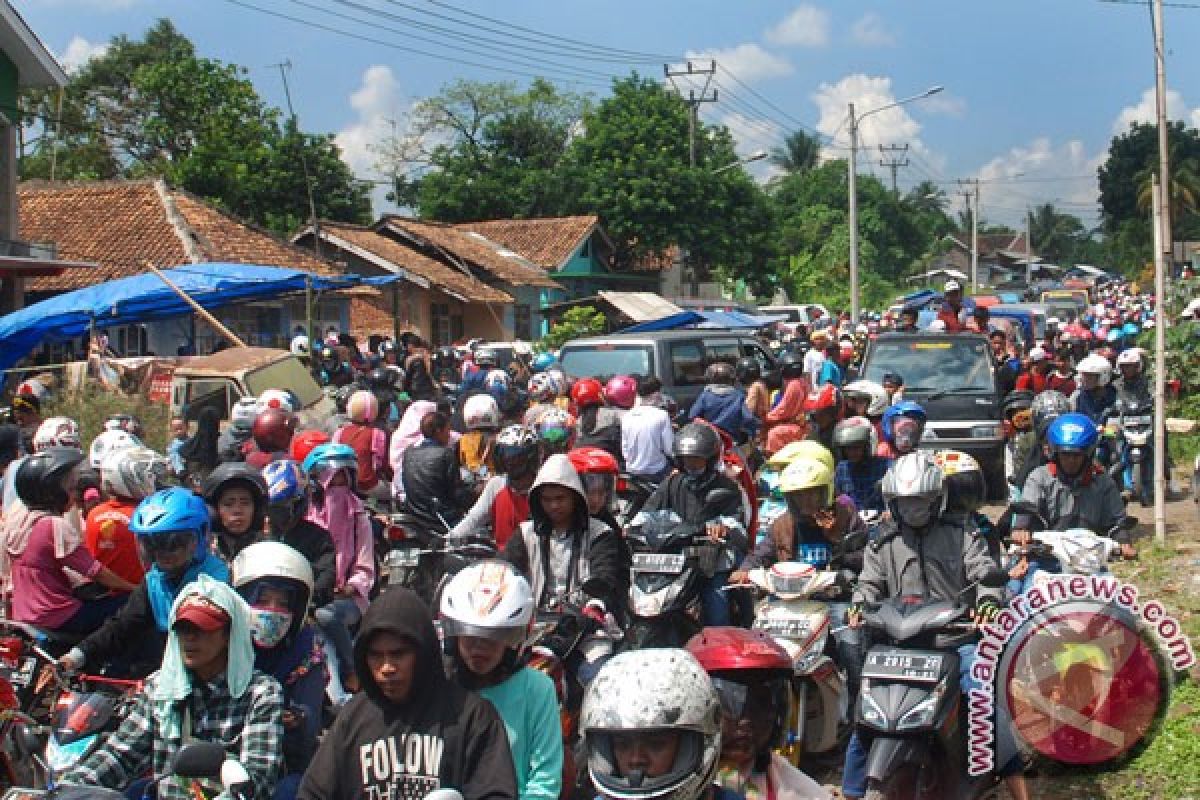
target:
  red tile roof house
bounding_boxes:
[17,179,363,357]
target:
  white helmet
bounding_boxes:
[88,429,141,469]
[843,380,889,417]
[881,451,946,530]
[290,335,310,358]
[232,541,314,647]
[101,446,166,500]
[257,389,295,414]
[231,396,259,431]
[462,393,501,431]
[439,560,534,649]
[582,649,722,800]
[1075,354,1113,387]
[1116,348,1143,368]
[33,417,82,452]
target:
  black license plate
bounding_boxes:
[862,651,944,683]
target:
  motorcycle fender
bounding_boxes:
[798,663,845,753]
[865,736,927,783]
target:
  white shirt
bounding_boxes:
[621,404,673,476]
[803,348,826,385]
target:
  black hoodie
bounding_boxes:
[297,589,517,800]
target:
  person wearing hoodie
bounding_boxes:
[61,574,285,800]
[218,397,260,464]
[297,588,518,800]
[688,363,759,444]
[503,454,622,619]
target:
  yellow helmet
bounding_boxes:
[767,440,835,474]
[778,458,835,506]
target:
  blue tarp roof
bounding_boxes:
[620,309,785,332]
[0,263,380,371]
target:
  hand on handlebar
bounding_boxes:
[1120,542,1138,559]
[728,570,750,586]
[705,521,728,543]
[847,603,864,629]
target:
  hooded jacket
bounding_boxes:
[688,384,759,442]
[504,455,621,612]
[298,589,517,800]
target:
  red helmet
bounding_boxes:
[570,378,604,409]
[603,375,638,410]
[290,429,331,464]
[567,446,619,476]
[685,627,791,674]
[252,408,297,452]
[804,383,841,414]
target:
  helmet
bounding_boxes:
[346,390,379,424]
[1121,322,1140,337]
[766,440,835,474]
[582,649,721,800]
[257,389,296,414]
[1030,390,1071,438]
[289,429,330,464]
[463,394,502,431]
[1002,389,1035,418]
[568,446,619,511]
[536,408,576,453]
[15,447,85,512]
[1116,348,1143,369]
[1076,354,1113,388]
[101,446,166,501]
[778,458,834,506]
[685,627,792,751]
[231,397,260,432]
[432,346,457,369]
[474,348,498,368]
[881,451,945,530]
[933,450,986,514]
[703,362,735,385]
[129,487,211,563]
[494,425,540,479]
[33,417,82,452]
[803,384,841,415]
[831,416,878,459]
[262,460,309,532]
[484,369,510,395]
[604,376,638,410]
[1047,413,1099,458]
[778,351,805,381]
[571,378,605,409]
[103,414,142,437]
[201,462,268,532]
[301,443,358,490]
[532,352,557,372]
[734,357,761,385]
[252,408,297,453]
[290,335,310,358]
[673,422,721,470]
[528,373,556,403]
[545,369,568,398]
[440,560,535,650]
[366,368,395,393]
[843,380,889,417]
[881,401,927,446]
[232,541,314,647]
[88,429,141,469]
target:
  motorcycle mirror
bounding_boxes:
[172,741,227,779]
[703,488,738,510]
[980,566,1009,589]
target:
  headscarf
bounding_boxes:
[178,407,221,470]
[0,502,84,593]
[389,400,436,488]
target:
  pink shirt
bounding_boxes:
[12,516,102,629]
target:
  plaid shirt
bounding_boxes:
[63,670,284,800]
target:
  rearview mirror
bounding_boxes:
[980,566,1009,589]
[172,741,226,779]
[703,488,738,510]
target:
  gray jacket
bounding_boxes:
[853,517,1002,608]
[1020,464,1128,542]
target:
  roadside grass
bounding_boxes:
[44,389,170,453]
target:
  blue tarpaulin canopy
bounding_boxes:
[0,263,380,371]
[620,309,785,333]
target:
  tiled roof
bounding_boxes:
[318,222,511,304]
[18,179,338,292]
[378,215,559,289]
[456,216,598,270]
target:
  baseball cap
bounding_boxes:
[944,279,962,292]
[173,594,231,632]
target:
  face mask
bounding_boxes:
[895,496,935,529]
[249,607,293,648]
[683,465,711,489]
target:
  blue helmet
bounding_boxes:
[262,459,307,504]
[1121,322,1140,337]
[301,442,358,489]
[129,487,210,562]
[1046,412,1099,456]
[1106,329,1121,343]
[532,352,557,372]
[881,401,927,442]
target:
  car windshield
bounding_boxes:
[560,344,652,380]
[863,338,996,394]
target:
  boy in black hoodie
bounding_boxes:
[297,588,517,800]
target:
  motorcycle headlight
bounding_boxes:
[859,684,888,729]
[897,680,947,731]
[1069,548,1105,574]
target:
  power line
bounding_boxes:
[718,66,829,141]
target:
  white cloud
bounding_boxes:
[813,74,932,151]
[920,92,967,118]
[1112,86,1200,134]
[718,111,784,180]
[973,137,1103,227]
[850,13,896,47]
[765,4,830,48]
[683,44,792,84]
[58,35,109,73]
[336,65,404,178]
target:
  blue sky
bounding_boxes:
[15,0,1200,227]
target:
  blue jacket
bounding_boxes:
[689,385,759,440]
[835,457,892,514]
[1074,385,1117,426]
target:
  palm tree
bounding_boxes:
[1135,156,1200,226]
[905,180,947,214]
[1027,203,1087,264]
[770,130,821,174]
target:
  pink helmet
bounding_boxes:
[603,375,637,409]
[346,390,380,424]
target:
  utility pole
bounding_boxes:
[665,60,717,296]
[849,103,860,321]
[1152,0,1169,545]
[957,179,979,291]
[878,144,909,194]
[1025,210,1033,286]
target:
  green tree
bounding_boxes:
[769,130,821,175]
[539,306,607,351]
[1027,203,1088,264]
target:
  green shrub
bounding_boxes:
[45,389,171,452]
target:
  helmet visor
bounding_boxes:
[711,676,786,723]
[139,531,195,564]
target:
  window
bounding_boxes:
[705,340,741,368]
[670,341,707,386]
[741,341,775,373]
[862,338,996,394]
[560,345,652,380]
[514,304,532,341]
[431,303,463,346]
[580,239,591,258]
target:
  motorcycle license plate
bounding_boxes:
[1125,415,1153,426]
[631,553,687,574]
[387,548,420,568]
[756,618,811,639]
[862,651,944,683]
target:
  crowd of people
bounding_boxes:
[0,273,1175,800]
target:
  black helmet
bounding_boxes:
[778,351,805,381]
[673,423,722,488]
[735,357,761,384]
[1002,389,1035,419]
[16,446,85,513]
[367,367,395,392]
[201,462,268,534]
[704,362,735,385]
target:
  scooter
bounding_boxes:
[615,473,657,528]
[1107,395,1154,506]
[623,511,714,650]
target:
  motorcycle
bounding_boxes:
[1107,395,1154,506]
[614,473,657,528]
[379,522,497,606]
